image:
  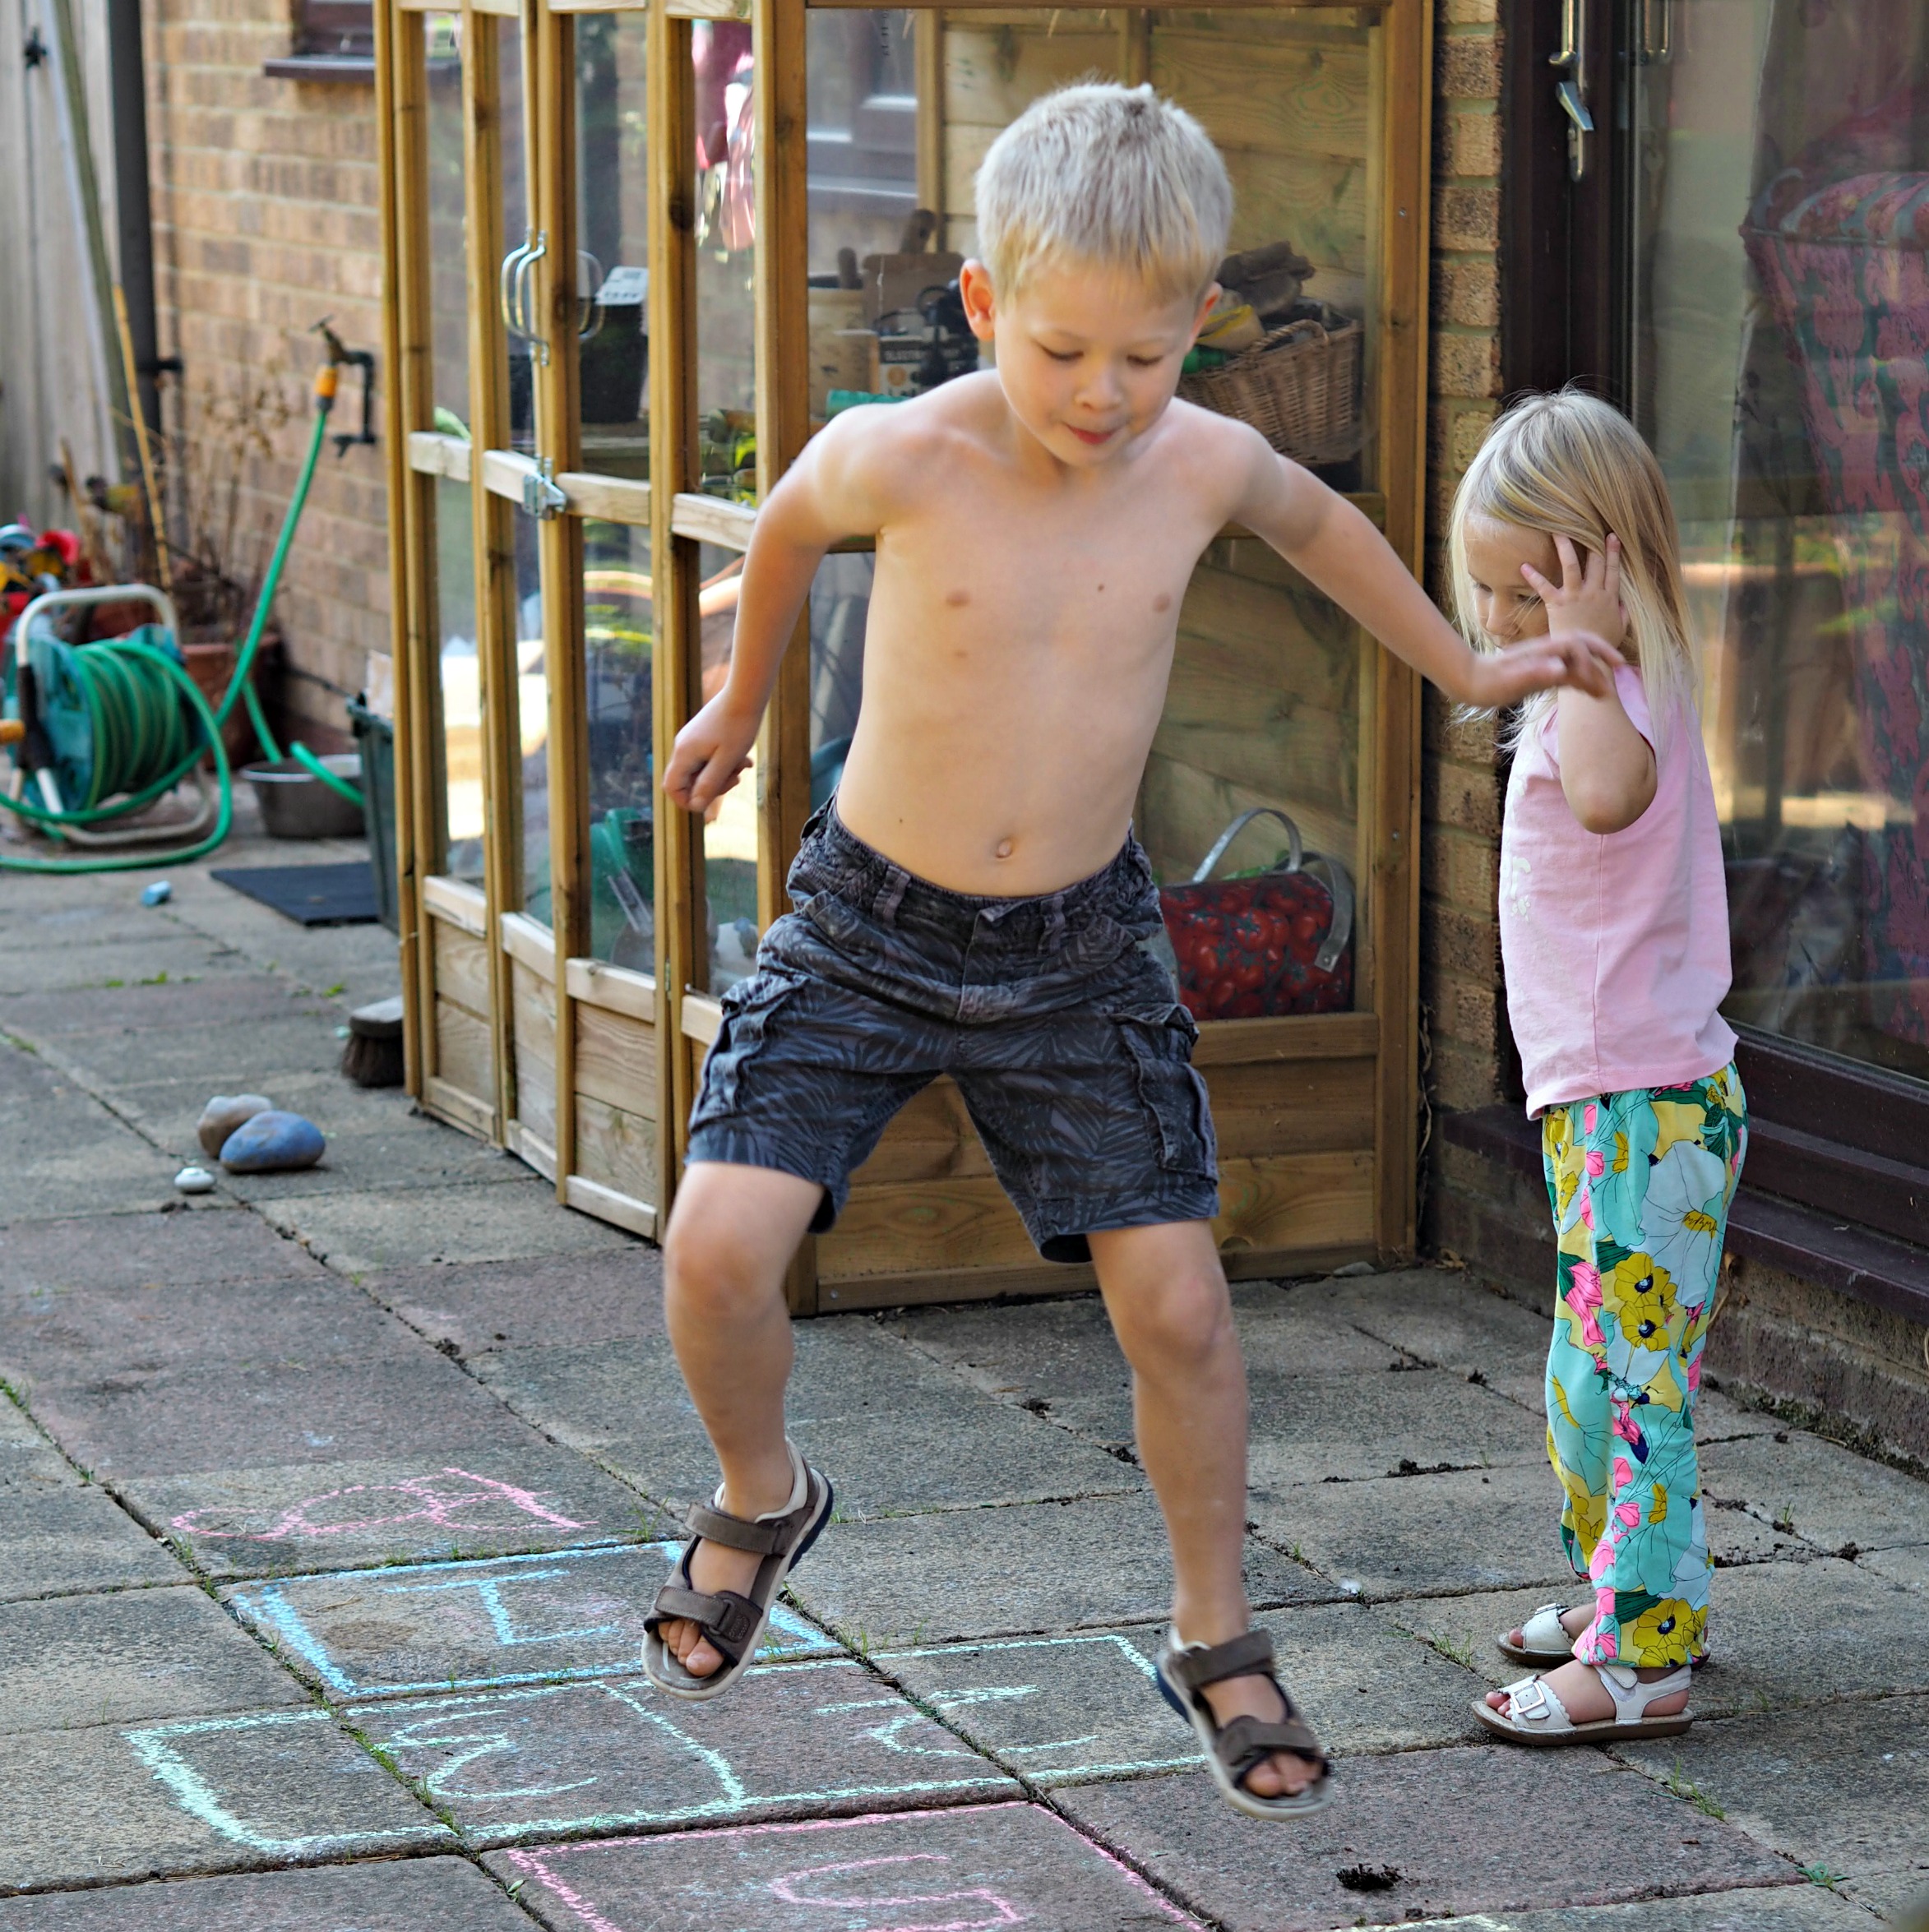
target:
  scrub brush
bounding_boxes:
[340,996,405,1088]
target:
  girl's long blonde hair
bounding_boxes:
[1447,390,1698,749]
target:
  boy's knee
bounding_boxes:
[663,1212,771,1315]
[1115,1268,1233,1371]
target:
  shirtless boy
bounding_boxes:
[644,83,1618,1818]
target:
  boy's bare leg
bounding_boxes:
[1088,1221,1312,1800]
[656,1162,826,1679]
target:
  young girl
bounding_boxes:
[1452,391,1748,1745]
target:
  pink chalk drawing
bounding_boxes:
[169,1467,593,1541]
[770,1854,1024,1929]
[500,1804,1201,1930]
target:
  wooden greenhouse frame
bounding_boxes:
[374,0,1435,1313]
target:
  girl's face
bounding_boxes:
[1464,515,1559,647]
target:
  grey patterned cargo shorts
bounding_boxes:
[687,802,1220,1262]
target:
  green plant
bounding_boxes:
[1663,1762,1726,1819]
[1799,1865,1848,1892]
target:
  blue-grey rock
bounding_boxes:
[220,1110,324,1173]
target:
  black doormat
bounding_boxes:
[210,862,380,926]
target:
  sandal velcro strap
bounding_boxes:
[1216,1709,1330,1786]
[646,1583,759,1657]
[684,1501,796,1555]
[1165,1629,1276,1693]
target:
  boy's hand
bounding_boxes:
[664,694,761,815]
[1462,631,1624,710]
[1520,533,1626,653]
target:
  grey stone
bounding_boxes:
[0,1479,187,1602]
[261,1181,638,1272]
[0,1856,541,1930]
[1378,1558,1929,1715]
[222,1541,835,1701]
[1399,1888,1877,1930]
[1617,1694,1929,1893]
[1056,1743,1796,1930]
[23,1355,553,1479]
[0,1209,314,1299]
[349,1658,1016,1845]
[1244,1366,1546,1488]
[788,1495,1338,1649]
[121,1447,658,1579]
[1700,1431,1929,1555]
[0,1707,449,1890]
[197,1096,274,1158]
[0,1586,305,1734]
[368,1249,665,1356]
[878,1603,1483,1786]
[484,1799,1207,1931]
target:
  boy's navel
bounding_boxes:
[995,839,1015,860]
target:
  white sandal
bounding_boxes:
[1496,1599,1586,1665]
[1473,1662,1692,1745]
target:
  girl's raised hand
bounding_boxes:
[1520,533,1626,653]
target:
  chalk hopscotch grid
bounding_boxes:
[223,1541,836,1701]
[872,1631,1204,1786]
[342,1662,1019,1846]
[496,1802,1207,1931]
[121,1708,456,1858]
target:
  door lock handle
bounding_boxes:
[1548,0,1591,181]
[1556,79,1594,134]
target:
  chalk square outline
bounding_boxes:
[873,1629,1204,1786]
[343,1659,1019,1845]
[223,1540,837,1700]
[493,1799,1209,1929]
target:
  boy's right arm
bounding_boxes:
[663,412,888,813]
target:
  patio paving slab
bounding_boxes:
[0,1706,449,1893]
[487,1800,1205,1931]
[120,1448,658,1579]
[0,1856,542,1930]
[0,1586,304,1734]
[367,1249,665,1356]
[1700,1431,1929,1554]
[1860,1541,1929,1589]
[30,1016,349,1092]
[0,901,185,955]
[1057,1743,1798,1930]
[1617,1693,1929,1913]
[263,1182,638,1273]
[0,1209,314,1301]
[0,1480,187,1602]
[787,1495,1338,1649]
[1249,1462,1800,1603]
[1378,1557,1929,1716]
[877,1602,1484,1786]
[348,1658,1017,1846]
[0,981,335,1040]
[1400,1889,1876,1930]
[221,1541,835,1702]
[0,937,253,998]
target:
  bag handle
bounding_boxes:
[1190,807,1353,974]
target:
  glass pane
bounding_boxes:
[516,512,550,922]
[426,14,470,430]
[1140,537,1360,1017]
[501,16,534,451]
[584,519,655,968]
[576,16,650,477]
[1631,1,1929,1084]
[696,541,759,990]
[695,21,756,494]
[435,476,483,880]
[810,551,872,798]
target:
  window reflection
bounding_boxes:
[696,22,757,494]
[577,16,650,476]
[426,15,469,430]
[583,521,655,968]
[434,476,483,880]
[516,515,550,922]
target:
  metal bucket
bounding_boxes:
[243,756,365,839]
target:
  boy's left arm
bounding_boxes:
[1226,433,1621,705]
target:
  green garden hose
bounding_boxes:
[2,359,363,873]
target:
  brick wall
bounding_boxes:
[146,0,389,749]
[1422,0,1510,1250]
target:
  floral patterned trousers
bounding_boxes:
[1540,1064,1748,1669]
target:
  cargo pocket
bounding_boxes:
[691,973,800,1124]
[1115,1005,1217,1178]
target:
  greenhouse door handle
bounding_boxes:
[499,232,551,367]
[1550,0,1591,181]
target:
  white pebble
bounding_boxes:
[173,1166,216,1194]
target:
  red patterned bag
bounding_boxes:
[1156,807,1353,1021]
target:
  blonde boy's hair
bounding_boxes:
[974,83,1233,303]
[1448,390,1699,748]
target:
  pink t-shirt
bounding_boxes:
[1498,663,1736,1116]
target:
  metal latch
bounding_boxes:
[1550,0,1592,182]
[523,458,567,520]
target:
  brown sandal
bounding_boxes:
[642,1444,833,1702]
[1157,1628,1332,1818]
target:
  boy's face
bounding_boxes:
[960,258,1216,469]
[1464,515,1557,646]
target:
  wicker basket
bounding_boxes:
[1178,307,1362,464]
